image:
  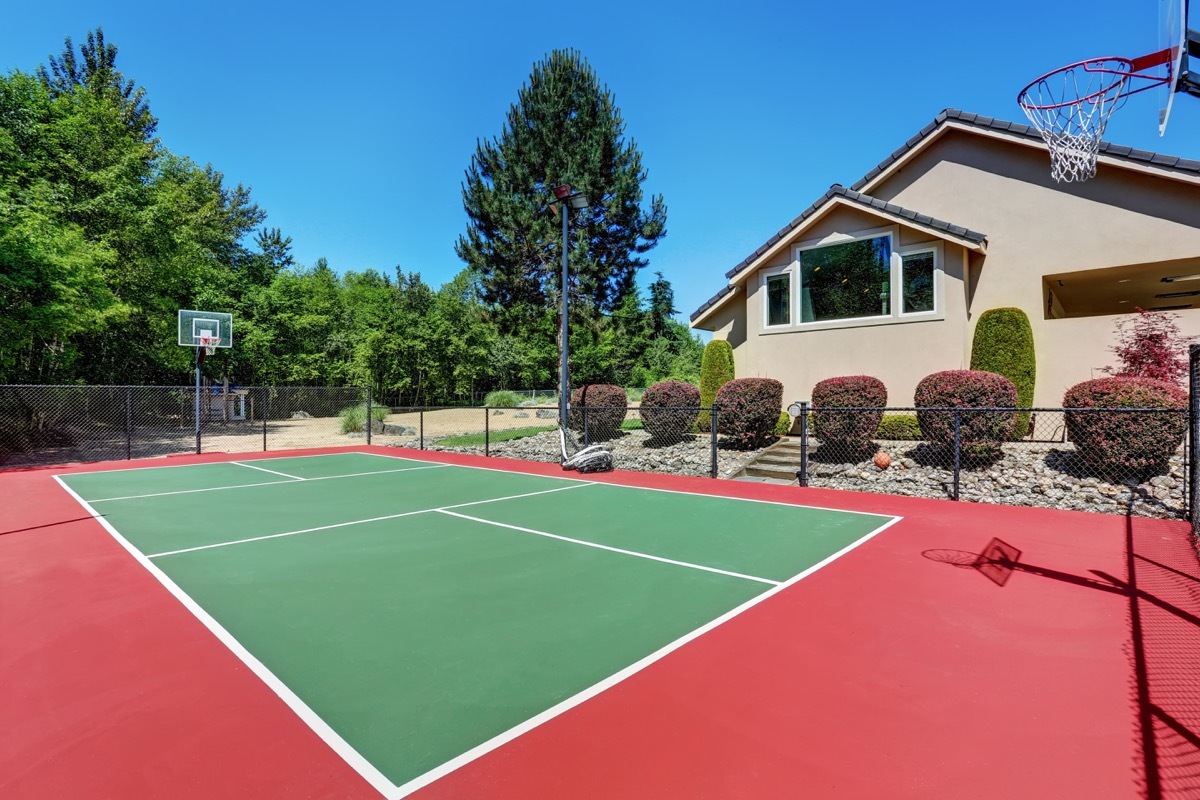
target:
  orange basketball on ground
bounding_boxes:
[874,452,891,469]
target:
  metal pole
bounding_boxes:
[559,203,569,431]
[366,387,373,445]
[262,389,268,451]
[798,401,809,487]
[710,404,719,479]
[485,407,490,457]
[194,352,202,454]
[952,409,962,501]
[125,387,133,460]
[420,409,425,450]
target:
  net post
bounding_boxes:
[124,387,133,460]
[953,409,962,501]
[798,401,809,487]
[262,389,268,451]
[710,403,719,478]
[366,387,373,445]
[485,407,490,457]
[1190,345,1200,529]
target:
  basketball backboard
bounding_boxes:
[1159,0,1189,133]
[177,309,233,348]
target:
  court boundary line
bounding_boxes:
[50,474,400,799]
[392,512,906,798]
[231,461,304,480]
[438,510,781,586]
[88,464,450,503]
[145,483,596,558]
[358,450,895,520]
[49,449,414,477]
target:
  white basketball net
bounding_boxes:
[199,336,218,356]
[1018,58,1132,183]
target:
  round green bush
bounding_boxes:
[697,339,734,432]
[875,414,921,441]
[640,380,700,442]
[483,390,520,408]
[715,377,783,449]
[1063,377,1186,476]
[811,375,887,456]
[914,370,1017,459]
[970,308,1036,438]
[569,384,627,441]
[775,411,793,436]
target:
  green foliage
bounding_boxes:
[338,403,388,434]
[439,425,555,447]
[970,308,1036,438]
[697,339,734,431]
[483,390,521,408]
[775,411,793,436]
[875,415,922,440]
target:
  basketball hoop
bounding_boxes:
[1018,50,1173,182]
[199,335,219,356]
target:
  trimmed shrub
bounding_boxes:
[338,403,389,434]
[812,375,887,456]
[640,381,700,442]
[697,340,735,431]
[715,377,783,449]
[775,411,793,436]
[483,390,521,408]
[1064,377,1186,476]
[875,414,922,441]
[970,308,1036,438]
[569,384,627,441]
[914,370,1017,459]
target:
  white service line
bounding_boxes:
[51,475,398,799]
[438,510,780,586]
[89,464,450,503]
[147,482,595,559]
[391,512,905,799]
[232,461,304,480]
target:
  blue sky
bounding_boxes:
[4,0,1197,326]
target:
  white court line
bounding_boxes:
[146,483,595,559]
[53,449,381,477]
[232,461,304,480]
[391,513,906,798]
[51,475,399,799]
[89,464,449,503]
[438,510,780,586]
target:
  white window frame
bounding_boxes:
[757,226,944,334]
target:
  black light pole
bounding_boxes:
[551,184,589,431]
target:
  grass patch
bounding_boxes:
[438,425,555,446]
[339,403,389,434]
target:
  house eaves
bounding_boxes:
[689,186,986,325]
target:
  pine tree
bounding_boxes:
[455,49,666,333]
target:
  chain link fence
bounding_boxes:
[783,404,1188,518]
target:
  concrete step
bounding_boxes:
[743,463,800,481]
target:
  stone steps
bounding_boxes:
[735,437,806,481]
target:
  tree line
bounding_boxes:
[0,32,702,403]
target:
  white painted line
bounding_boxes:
[146,483,594,559]
[53,450,380,478]
[89,464,450,503]
[51,475,399,799]
[232,461,304,480]
[391,513,905,798]
[438,510,780,586]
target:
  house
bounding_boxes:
[689,109,1200,408]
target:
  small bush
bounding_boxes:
[812,375,887,456]
[775,411,793,436]
[640,381,700,442]
[1064,377,1187,476]
[914,370,1017,459]
[875,415,922,440]
[338,403,389,434]
[715,377,783,449]
[697,340,735,432]
[483,390,520,408]
[970,308,1036,438]
[569,384,627,441]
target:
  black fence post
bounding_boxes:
[124,387,133,460]
[485,407,490,457]
[262,389,268,451]
[710,404,719,479]
[797,401,809,487]
[952,408,962,501]
[420,409,425,450]
[1190,344,1200,527]
[366,387,372,445]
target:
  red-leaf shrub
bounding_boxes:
[914,370,1017,459]
[1064,377,1186,476]
[640,380,700,442]
[569,384,627,441]
[715,378,783,449]
[812,375,887,455]
[1102,309,1192,385]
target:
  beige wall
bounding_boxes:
[698,127,1200,408]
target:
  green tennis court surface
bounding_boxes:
[58,452,895,795]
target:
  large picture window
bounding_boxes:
[799,235,892,323]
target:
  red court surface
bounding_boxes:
[3,445,1199,799]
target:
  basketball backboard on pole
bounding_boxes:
[1159,0,1189,133]
[178,309,233,349]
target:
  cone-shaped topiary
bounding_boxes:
[1064,377,1186,477]
[915,370,1017,460]
[569,384,627,441]
[641,380,701,443]
[812,375,887,457]
[715,377,783,449]
[970,308,1036,438]
[697,339,734,431]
